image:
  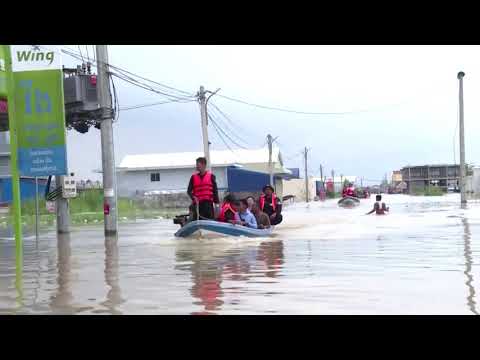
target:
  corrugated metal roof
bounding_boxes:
[118,147,288,171]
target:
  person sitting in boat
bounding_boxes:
[238,199,258,229]
[260,185,283,225]
[342,183,356,198]
[187,157,219,221]
[246,196,256,211]
[366,195,389,215]
[217,194,241,224]
[251,203,271,229]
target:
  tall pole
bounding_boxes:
[35,176,39,240]
[458,71,466,205]
[267,134,273,186]
[3,45,22,262]
[331,169,335,195]
[55,175,69,234]
[319,164,324,190]
[304,147,309,202]
[96,45,118,235]
[198,86,211,170]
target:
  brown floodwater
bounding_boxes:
[0,194,478,314]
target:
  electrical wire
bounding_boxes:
[59,46,195,102]
[120,99,194,111]
[61,46,195,99]
[209,102,255,139]
[216,93,354,116]
[208,113,250,150]
[209,114,236,154]
[208,105,252,147]
[77,45,84,63]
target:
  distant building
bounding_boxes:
[391,170,402,185]
[401,164,464,192]
[116,147,292,201]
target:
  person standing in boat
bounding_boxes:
[259,185,283,225]
[187,157,220,221]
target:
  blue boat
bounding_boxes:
[174,220,273,238]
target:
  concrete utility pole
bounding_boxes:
[304,147,309,202]
[56,175,70,234]
[319,164,324,187]
[96,45,118,235]
[267,134,274,186]
[458,72,467,205]
[198,86,211,170]
[331,169,335,194]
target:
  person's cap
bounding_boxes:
[263,184,275,192]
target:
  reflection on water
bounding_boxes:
[50,233,73,313]
[0,194,479,314]
[176,240,284,315]
[462,218,478,315]
[102,236,124,314]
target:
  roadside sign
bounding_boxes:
[10,45,67,176]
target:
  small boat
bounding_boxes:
[175,220,273,238]
[338,196,360,208]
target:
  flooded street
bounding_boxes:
[0,194,479,314]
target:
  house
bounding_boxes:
[116,147,292,203]
[401,164,465,192]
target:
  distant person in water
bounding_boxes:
[366,195,389,215]
[260,185,283,225]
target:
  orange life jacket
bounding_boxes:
[259,193,277,212]
[217,202,237,222]
[192,171,214,202]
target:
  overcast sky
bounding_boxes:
[64,45,480,184]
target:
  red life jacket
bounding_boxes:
[259,194,277,212]
[217,202,237,222]
[346,187,355,197]
[192,171,214,202]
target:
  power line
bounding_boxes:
[61,46,195,98]
[216,93,354,116]
[120,99,194,111]
[210,102,255,138]
[208,105,252,147]
[209,115,236,154]
[77,45,84,63]
[208,113,249,150]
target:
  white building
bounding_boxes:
[116,147,291,198]
[282,175,358,202]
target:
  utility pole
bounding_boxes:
[267,134,274,186]
[96,45,118,235]
[304,147,309,202]
[198,86,211,170]
[319,164,324,189]
[331,169,335,195]
[55,176,70,234]
[458,72,467,205]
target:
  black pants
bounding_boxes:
[190,201,215,220]
[270,214,283,225]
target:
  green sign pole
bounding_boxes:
[2,45,23,261]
